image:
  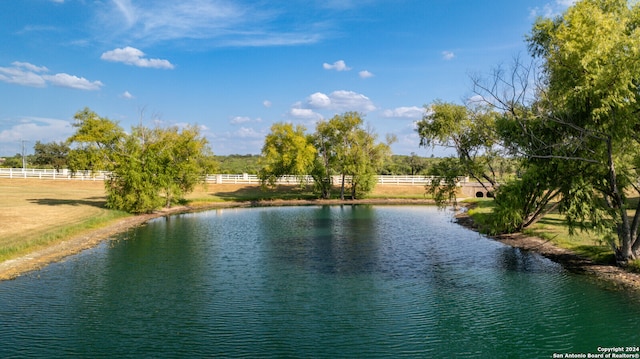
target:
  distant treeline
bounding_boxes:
[214,153,516,177]
[0,151,516,177]
[214,154,438,175]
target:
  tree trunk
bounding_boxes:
[607,138,634,263]
[340,174,345,200]
[351,180,356,200]
[523,200,560,230]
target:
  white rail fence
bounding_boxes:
[0,168,467,186]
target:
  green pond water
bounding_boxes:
[1,205,640,358]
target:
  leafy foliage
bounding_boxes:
[215,154,261,174]
[68,108,215,214]
[416,101,501,206]
[424,157,465,208]
[258,123,316,188]
[493,0,640,263]
[314,112,392,199]
[259,112,392,200]
[33,141,70,172]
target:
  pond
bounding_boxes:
[1,205,639,358]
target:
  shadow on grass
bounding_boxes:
[535,217,565,226]
[211,185,321,202]
[573,244,616,265]
[28,197,107,209]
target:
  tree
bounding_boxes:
[258,123,317,188]
[348,128,393,199]
[315,112,392,200]
[0,154,26,168]
[508,0,640,263]
[67,107,125,173]
[405,152,428,175]
[259,112,392,200]
[416,101,501,206]
[68,108,215,214]
[467,59,564,233]
[33,141,70,172]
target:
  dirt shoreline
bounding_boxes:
[2,198,640,293]
[455,210,640,292]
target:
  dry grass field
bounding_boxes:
[0,179,129,261]
[0,179,429,263]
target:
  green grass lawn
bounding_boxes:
[466,199,617,265]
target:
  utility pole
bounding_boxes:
[21,139,28,171]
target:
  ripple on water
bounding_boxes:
[1,206,639,358]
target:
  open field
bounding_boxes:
[0,179,130,262]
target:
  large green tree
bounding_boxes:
[258,122,317,188]
[67,107,125,173]
[259,112,392,200]
[416,101,501,206]
[33,141,70,172]
[68,108,215,214]
[315,112,392,200]
[511,0,640,262]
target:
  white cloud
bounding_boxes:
[99,1,323,47]
[121,91,134,99]
[42,73,103,91]
[323,60,351,71]
[383,106,425,119]
[530,1,576,18]
[442,51,455,60]
[0,63,47,87]
[101,47,175,69]
[230,116,263,125]
[306,90,376,112]
[11,61,48,73]
[231,116,251,125]
[288,108,323,120]
[0,117,73,154]
[0,62,102,90]
[288,90,376,120]
[308,92,332,108]
[235,127,264,139]
[263,100,272,108]
[359,70,374,79]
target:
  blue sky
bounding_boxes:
[0,0,574,157]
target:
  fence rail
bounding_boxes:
[0,168,109,181]
[0,168,465,186]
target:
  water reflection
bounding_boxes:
[258,205,381,275]
[1,205,640,358]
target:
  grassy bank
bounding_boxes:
[466,200,617,266]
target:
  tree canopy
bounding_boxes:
[416,101,501,206]
[67,108,215,214]
[461,0,640,262]
[258,112,392,199]
[258,123,316,188]
[33,141,70,172]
